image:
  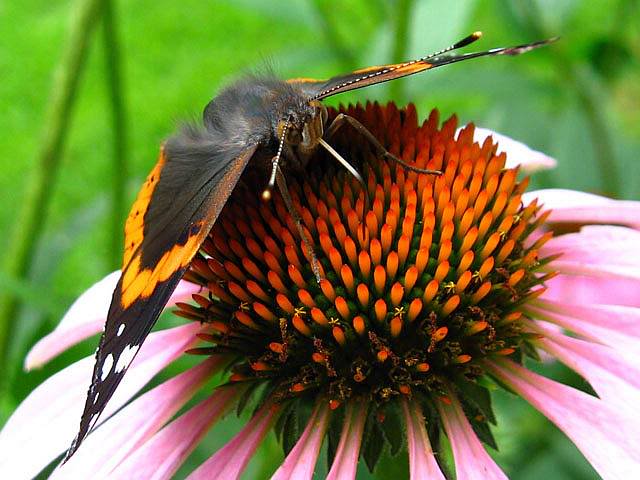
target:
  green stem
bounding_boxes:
[311,0,356,68]
[506,0,620,196]
[102,0,128,268]
[389,0,414,101]
[0,0,105,373]
[571,70,619,196]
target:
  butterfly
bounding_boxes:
[65,31,554,460]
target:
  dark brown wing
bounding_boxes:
[65,132,258,460]
[289,37,554,100]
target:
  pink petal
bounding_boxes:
[111,385,239,480]
[52,356,225,479]
[542,273,640,307]
[457,126,557,172]
[25,273,201,370]
[532,322,640,415]
[487,359,640,479]
[326,402,367,480]
[187,403,279,480]
[523,189,640,228]
[402,399,446,480]
[541,226,640,268]
[0,323,200,480]
[437,393,506,480]
[24,270,119,370]
[544,260,640,281]
[528,299,640,358]
[271,401,331,480]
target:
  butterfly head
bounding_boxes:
[277,100,327,154]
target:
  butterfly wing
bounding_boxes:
[287,60,431,99]
[66,130,258,459]
[289,38,553,100]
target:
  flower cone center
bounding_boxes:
[178,102,550,410]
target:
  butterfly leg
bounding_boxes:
[275,168,323,283]
[316,136,370,243]
[324,113,442,175]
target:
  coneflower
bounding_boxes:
[2,103,639,480]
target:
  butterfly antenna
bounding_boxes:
[422,31,483,60]
[262,119,290,201]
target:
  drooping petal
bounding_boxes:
[537,225,640,283]
[486,359,640,479]
[437,392,507,480]
[523,189,640,228]
[541,226,640,267]
[541,273,640,307]
[187,403,279,480]
[111,385,239,480]
[270,401,331,480]
[52,356,225,479]
[0,323,200,480]
[531,322,640,416]
[402,399,446,480]
[25,273,201,369]
[458,126,557,172]
[527,299,640,358]
[326,401,367,480]
[24,270,119,370]
[544,260,640,281]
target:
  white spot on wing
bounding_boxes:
[101,353,115,382]
[115,344,139,373]
[117,323,125,336]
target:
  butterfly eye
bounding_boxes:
[287,128,302,145]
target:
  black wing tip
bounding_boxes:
[63,413,96,463]
[427,35,559,68]
[61,434,83,464]
[501,36,560,55]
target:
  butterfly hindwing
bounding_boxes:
[66,131,258,459]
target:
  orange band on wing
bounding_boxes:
[351,64,391,74]
[286,77,326,84]
[392,62,433,76]
[121,221,205,308]
[118,142,258,310]
[123,147,167,268]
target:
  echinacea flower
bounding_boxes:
[2,102,640,479]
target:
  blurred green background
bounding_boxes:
[1,0,638,478]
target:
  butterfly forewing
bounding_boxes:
[66,135,257,459]
[288,61,433,100]
[290,37,554,101]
